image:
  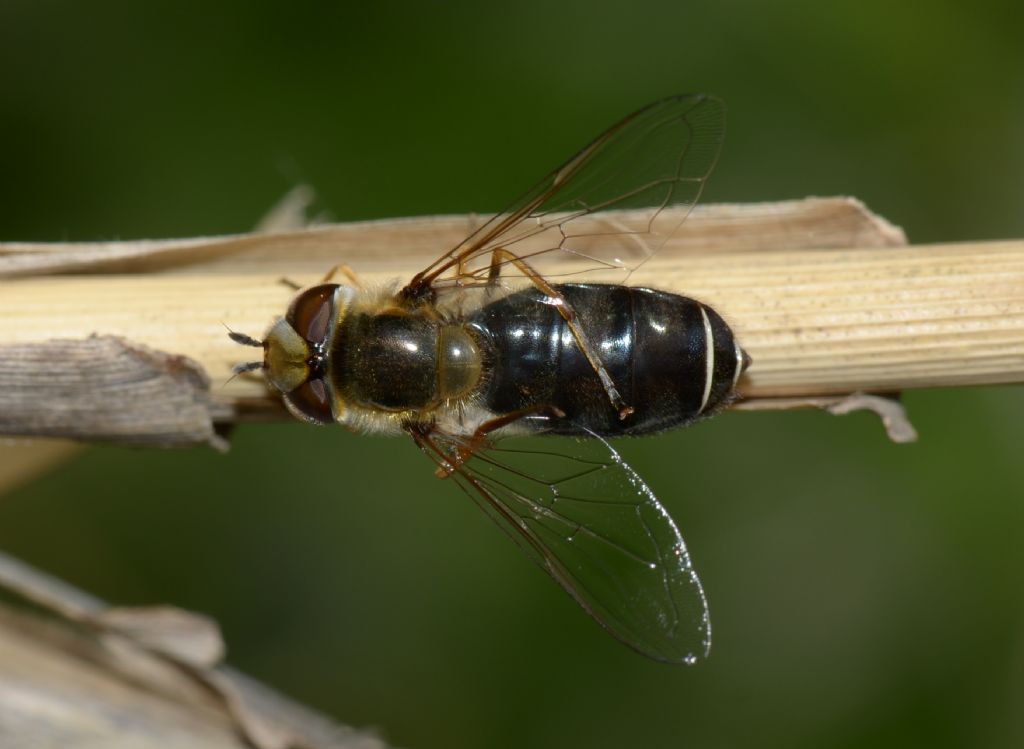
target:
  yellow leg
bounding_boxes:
[321,263,364,288]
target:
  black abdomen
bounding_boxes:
[471,284,746,436]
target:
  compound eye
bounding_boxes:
[287,284,338,344]
[284,378,333,424]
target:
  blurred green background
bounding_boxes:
[1,1,1023,747]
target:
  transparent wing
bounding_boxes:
[405,94,725,294]
[412,427,711,664]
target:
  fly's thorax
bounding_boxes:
[330,303,485,413]
[262,283,354,425]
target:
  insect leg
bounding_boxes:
[437,405,568,478]
[406,422,467,479]
[408,405,561,478]
[321,264,364,288]
[406,424,548,558]
[486,247,635,420]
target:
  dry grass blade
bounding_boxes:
[0,550,391,749]
[0,197,1021,449]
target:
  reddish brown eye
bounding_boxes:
[284,378,333,424]
[287,284,338,344]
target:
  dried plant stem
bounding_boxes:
[0,550,391,749]
[2,240,1022,398]
[0,200,1021,447]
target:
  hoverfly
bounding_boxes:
[232,94,750,664]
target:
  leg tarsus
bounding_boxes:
[321,264,364,288]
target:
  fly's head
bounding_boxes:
[230,283,353,425]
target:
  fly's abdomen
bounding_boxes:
[472,284,747,436]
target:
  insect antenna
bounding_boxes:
[223,359,265,388]
[224,324,265,385]
[227,330,264,348]
[232,360,264,375]
[223,322,264,348]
